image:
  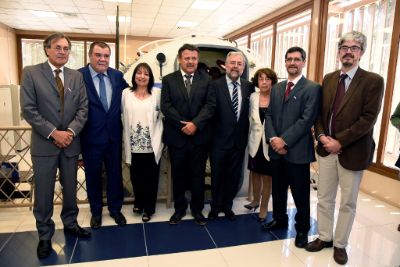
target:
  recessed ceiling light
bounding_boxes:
[176,21,198,28]
[29,10,57,18]
[107,16,131,22]
[191,0,221,10]
[103,0,132,3]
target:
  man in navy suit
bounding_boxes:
[208,51,255,221]
[262,47,321,248]
[161,44,215,226]
[79,41,129,229]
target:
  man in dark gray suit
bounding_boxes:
[208,51,255,221]
[161,44,215,226]
[20,32,90,259]
[262,47,321,248]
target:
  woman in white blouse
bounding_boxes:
[122,63,163,222]
[245,68,277,222]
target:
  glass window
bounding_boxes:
[324,0,396,163]
[234,35,248,50]
[275,10,311,79]
[250,26,273,68]
[384,41,400,168]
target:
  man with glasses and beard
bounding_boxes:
[262,47,321,250]
[305,31,384,265]
[208,51,255,221]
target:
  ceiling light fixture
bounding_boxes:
[191,0,221,10]
[29,10,58,18]
[107,16,131,22]
[176,21,198,28]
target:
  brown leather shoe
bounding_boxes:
[333,247,348,265]
[305,238,333,252]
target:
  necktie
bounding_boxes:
[54,69,64,113]
[184,74,192,96]
[284,81,294,101]
[232,81,239,120]
[331,73,348,136]
[98,73,108,111]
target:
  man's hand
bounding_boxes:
[51,130,73,148]
[270,137,286,152]
[180,121,197,135]
[322,136,342,154]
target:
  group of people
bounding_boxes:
[20,30,385,265]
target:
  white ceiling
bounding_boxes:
[0,0,295,38]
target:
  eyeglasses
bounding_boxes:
[285,57,303,63]
[339,45,361,52]
[53,46,70,53]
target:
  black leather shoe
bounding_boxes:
[261,220,288,231]
[37,240,52,259]
[64,225,91,238]
[244,203,259,211]
[110,212,127,226]
[295,232,308,248]
[133,207,143,215]
[90,215,102,229]
[208,210,219,221]
[142,213,152,222]
[333,247,348,265]
[224,210,236,221]
[305,238,333,252]
[192,212,207,226]
[169,211,186,225]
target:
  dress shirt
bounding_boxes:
[226,76,242,116]
[89,64,112,109]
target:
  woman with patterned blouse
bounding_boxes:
[122,63,163,222]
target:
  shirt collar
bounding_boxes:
[89,64,108,79]
[226,75,241,86]
[47,61,64,73]
[341,66,358,80]
[287,74,303,86]
[180,69,194,79]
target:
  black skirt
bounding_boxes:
[248,143,272,176]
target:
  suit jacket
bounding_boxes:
[122,88,164,163]
[265,76,321,164]
[211,76,255,150]
[315,68,384,170]
[248,92,269,160]
[78,65,129,147]
[20,61,88,157]
[161,70,215,148]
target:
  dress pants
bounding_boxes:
[210,147,245,212]
[168,143,208,213]
[130,152,160,215]
[270,157,310,234]
[317,154,363,248]
[82,141,123,216]
[32,153,79,240]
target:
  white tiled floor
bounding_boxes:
[1,189,399,267]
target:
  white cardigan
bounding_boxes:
[248,91,269,160]
[122,88,164,164]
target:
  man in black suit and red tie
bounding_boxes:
[262,47,321,249]
[161,44,215,226]
[208,51,255,221]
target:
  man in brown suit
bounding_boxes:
[305,31,384,265]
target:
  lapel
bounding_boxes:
[252,92,262,124]
[283,76,305,103]
[327,70,341,115]
[41,62,59,95]
[239,78,248,117]
[63,67,72,101]
[189,71,200,100]
[107,68,118,110]
[336,68,364,116]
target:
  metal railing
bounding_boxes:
[0,126,172,208]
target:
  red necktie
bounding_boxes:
[284,81,294,101]
[331,73,348,136]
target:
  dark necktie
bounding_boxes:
[97,73,108,111]
[54,69,64,113]
[232,81,239,120]
[331,73,348,136]
[184,74,192,96]
[284,81,294,101]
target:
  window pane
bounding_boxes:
[21,39,47,69]
[250,26,273,68]
[275,10,311,79]
[324,0,396,163]
[234,36,248,50]
[384,41,400,169]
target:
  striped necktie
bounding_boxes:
[232,81,239,120]
[54,69,64,113]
